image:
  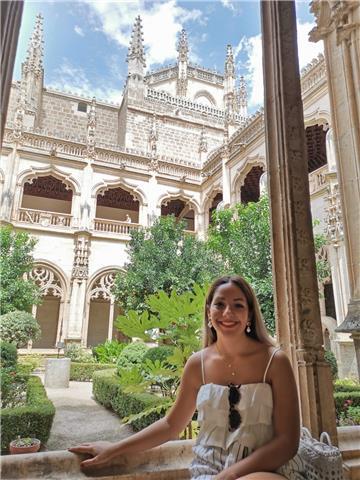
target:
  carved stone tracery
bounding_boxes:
[89,272,116,301]
[29,266,63,298]
[72,236,90,279]
[97,186,140,211]
[24,175,73,201]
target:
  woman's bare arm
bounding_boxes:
[215,350,300,480]
[69,352,201,469]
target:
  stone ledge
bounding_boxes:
[1,440,194,480]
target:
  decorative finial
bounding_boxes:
[23,13,44,76]
[224,44,235,78]
[177,29,189,63]
[127,15,146,68]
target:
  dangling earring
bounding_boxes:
[246,322,251,333]
[208,320,212,329]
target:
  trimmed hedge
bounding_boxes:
[0,376,55,452]
[334,391,360,417]
[93,369,166,431]
[0,341,18,369]
[334,379,360,393]
[70,362,114,381]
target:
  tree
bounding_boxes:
[0,310,41,347]
[0,226,41,315]
[114,216,222,311]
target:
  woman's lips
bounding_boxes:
[217,321,238,328]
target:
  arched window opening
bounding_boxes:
[208,192,223,225]
[240,166,264,204]
[96,187,140,223]
[87,272,127,347]
[30,266,64,349]
[22,175,73,214]
[161,198,195,231]
[324,282,336,320]
[305,124,327,174]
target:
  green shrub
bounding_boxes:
[142,346,174,366]
[334,378,360,392]
[93,369,166,431]
[324,349,338,380]
[338,405,360,426]
[0,311,41,348]
[0,376,55,452]
[18,354,43,372]
[116,342,149,373]
[0,341,18,369]
[0,368,28,409]
[70,362,114,381]
[92,340,127,364]
[65,343,94,363]
[334,391,360,418]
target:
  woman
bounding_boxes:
[69,275,303,479]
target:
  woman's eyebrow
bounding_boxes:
[213,296,245,301]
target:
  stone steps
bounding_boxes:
[339,426,360,480]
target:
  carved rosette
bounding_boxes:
[72,236,90,279]
[29,266,63,298]
[325,182,343,244]
[89,272,116,301]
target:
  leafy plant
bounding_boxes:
[11,436,40,447]
[0,310,41,348]
[92,340,127,364]
[0,341,18,369]
[64,343,94,363]
[143,346,174,366]
[324,349,338,380]
[116,342,149,373]
[0,226,41,315]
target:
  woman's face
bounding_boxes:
[208,282,249,337]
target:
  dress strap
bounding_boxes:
[263,347,281,383]
[200,350,206,385]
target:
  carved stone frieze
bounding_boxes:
[72,236,90,279]
[325,181,344,244]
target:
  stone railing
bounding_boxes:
[187,64,224,85]
[17,208,72,228]
[300,53,326,95]
[309,164,329,196]
[145,65,178,83]
[93,218,141,235]
[146,88,226,119]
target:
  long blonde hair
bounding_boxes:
[203,275,276,347]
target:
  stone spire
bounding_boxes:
[177,29,188,97]
[224,45,236,123]
[20,13,44,128]
[236,75,248,118]
[127,15,146,76]
[23,13,44,77]
[177,28,189,62]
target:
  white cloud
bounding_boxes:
[236,20,324,110]
[82,0,203,69]
[74,25,84,37]
[48,59,123,104]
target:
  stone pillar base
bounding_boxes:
[44,358,71,389]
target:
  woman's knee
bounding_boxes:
[238,473,286,480]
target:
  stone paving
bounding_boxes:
[39,375,133,451]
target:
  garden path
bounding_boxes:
[38,375,133,451]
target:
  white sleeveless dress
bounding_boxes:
[190,348,307,480]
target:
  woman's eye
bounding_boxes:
[235,304,244,309]
[214,302,224,308]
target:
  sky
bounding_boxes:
[14,0,324,113]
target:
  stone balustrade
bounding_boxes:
[17,208,72,228]
[93,218,141,235]
[309,164,328,195]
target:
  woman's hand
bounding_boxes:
[68,441,116,469]
[214,466,239,480]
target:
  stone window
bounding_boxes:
[77,102,88,113]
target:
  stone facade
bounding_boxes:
[0,14,357,378]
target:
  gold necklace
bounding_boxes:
[215,342,237,377]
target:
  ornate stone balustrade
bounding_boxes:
[309,164,329,196]
[94,218,141,235]
[301,53,326,95]
[17,208,72,228]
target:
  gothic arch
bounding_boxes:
[203,184,222,212]
[157,191,200,214]
[193,90,217,107]
[17,165,81,194]
[232,155,266,203]
[85,267,124,347]
[29,261,67,349]
[92,178,146,206]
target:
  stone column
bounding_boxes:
[310,0,360,379]
[1,1,23,145]
[261,0,337,440]
[0,146,20,221]
[66,232,91,342]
